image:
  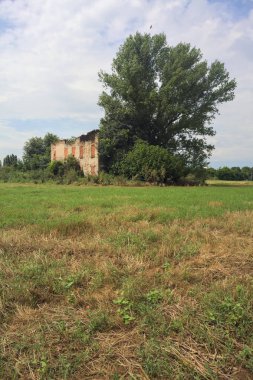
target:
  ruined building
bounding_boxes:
[51,130,99,175]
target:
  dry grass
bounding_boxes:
[0,185,253,379]
[207,180,253,187]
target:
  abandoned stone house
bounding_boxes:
[51,130,99,175]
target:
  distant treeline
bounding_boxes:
[207,166,253,181]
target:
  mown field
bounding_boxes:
[0,183,253,379]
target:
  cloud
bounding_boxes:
[0,121,34,160]
[0,0,252,166]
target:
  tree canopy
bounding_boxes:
[23,133,59,170]
[3,154,18,168]
[98,32,236,175]
[209,166,253,181]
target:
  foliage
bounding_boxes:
[217,166,253,181]
[0,166,51,183]
[63,156,82,174]
[98,32,236,173]
[3,154,19,168]
[114,296,135,324]
[206,167,217,179]
[65,136,77,144]
[48,156,83,183]
[0,133,86,183]
[146,289,163,304]
[207,166,253,181]
[118,140,184,183]
[0,156,83,184]
[206,285,251,326]
[48,160,65,176]
[23,132,59,170]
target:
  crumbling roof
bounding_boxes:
[52,130,99,145]
[79,129,99,142]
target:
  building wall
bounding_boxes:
[51,131,99,175]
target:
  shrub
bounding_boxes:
[48,156,83,183]
[63,156,82,174]
[48,160,64,176]
[118,140,184,183]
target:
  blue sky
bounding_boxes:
[0,0,252,167]
[208,0,253,18]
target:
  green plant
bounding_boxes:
[113,297,135,324]
[170,318,184,333]
[88,311,110,333]
[39,356,48,377]
[139,340,172,377]
[118,140,184,183]
[204,284,253,340]
[146,290,163,304]
[238,346,253,371]
[175,242,201,260]
[162,261,171,270]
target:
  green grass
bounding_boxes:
[0,183,253,229]
[0,183,253,379]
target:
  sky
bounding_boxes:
[0,0,252,168]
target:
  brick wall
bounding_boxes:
[51,130,99,175]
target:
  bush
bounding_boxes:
[64,169,79,184]
[0,166,53,183]
[117,140,184,184]
[48,156,83,183]
[63,156,82,174]
[48,160,64,176]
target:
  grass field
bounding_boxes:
[0,183,253,379]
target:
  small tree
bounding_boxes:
[119,140,184,183]
[23,133,59,170]
[241,167,252,180]
[3,154,18,168]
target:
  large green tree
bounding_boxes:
[98,32,236,173]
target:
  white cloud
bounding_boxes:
[0,121,34,160]
[0,0,252,165]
